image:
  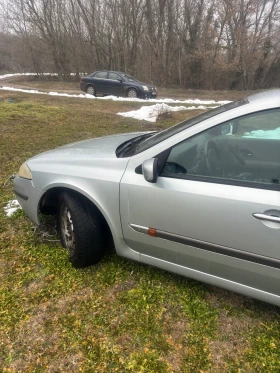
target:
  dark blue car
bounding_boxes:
[80,70,157,99]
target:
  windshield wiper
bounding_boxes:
[116,133,156,157]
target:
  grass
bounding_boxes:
[1,74,261,101]
[7,75,80,92]
[0,90,279,372]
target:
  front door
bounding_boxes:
[120,108,280,295]
[107,72,125,96]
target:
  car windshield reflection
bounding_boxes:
[129,99,249,156]
[121,74,139,82]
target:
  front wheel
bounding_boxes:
[58,192,104,267]
[127,88,137,98]
[86,85,96,96]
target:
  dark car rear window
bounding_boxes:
[123,99,248,157]
[95,71,108,79]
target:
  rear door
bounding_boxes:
[93,71,109,95]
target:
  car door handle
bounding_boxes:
[253,213,280,223]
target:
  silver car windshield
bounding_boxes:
[123,99,248,157]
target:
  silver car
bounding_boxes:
[14,90,280,306]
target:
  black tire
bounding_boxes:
[127,88,137,98]
[58,192,105,268]
[86,85,96,96]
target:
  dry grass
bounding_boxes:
[209,311,257,372]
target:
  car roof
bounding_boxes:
[94,70,125,74]
[247,89,280,105]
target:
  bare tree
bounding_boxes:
[1,0,280,89]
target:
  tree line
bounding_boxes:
[1,0,280,90]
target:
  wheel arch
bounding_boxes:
[39,185,114,248]
[126,86,139,95]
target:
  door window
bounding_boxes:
[162,108,280,187]
[109,72,122,81]
[94,71,108,79]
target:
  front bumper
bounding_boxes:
[14,176,44,225]
[138,90,157,99]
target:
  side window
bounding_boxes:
[94,71,108,79]
[162,108,280,187]
[109,72,122,81]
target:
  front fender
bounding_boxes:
[40,180,121,243]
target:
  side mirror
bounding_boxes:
[143,158,158,183]
[118,79,123,83]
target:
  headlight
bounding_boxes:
[142,85,149,91]
[18,162,32,180]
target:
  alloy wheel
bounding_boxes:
[127,89,137,98]
[86,86,95,95]
[61,205,75,255]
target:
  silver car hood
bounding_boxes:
[27,131,152,190]
[28,132,148,162]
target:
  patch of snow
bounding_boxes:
[0,86,47,95]
[4,200,22,217]
[0,73,57,80]
[243,128,280,139]
[0,73,87,80]
[49,91,92,98]
[0,85,229,105]
[117,103,218,122]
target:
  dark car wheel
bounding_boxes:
[127,88,137,98]
[86,85,96,96]
[58,192,104,268]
